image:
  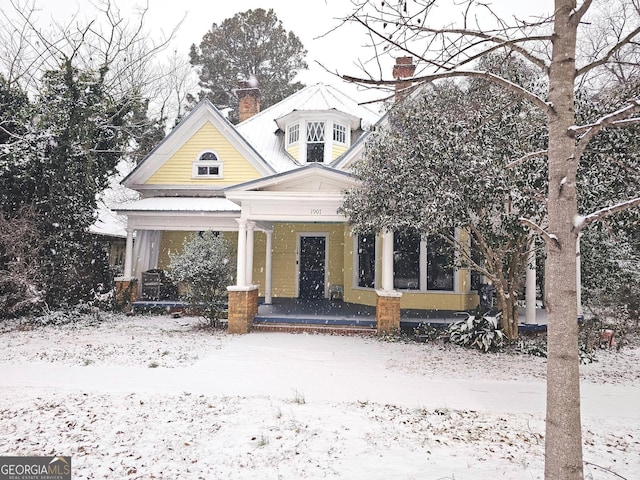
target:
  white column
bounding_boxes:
[525,235,537,325]
[236,219,247,287]
[265,229,273,304]
[576,233,583,318]
[124,228,134,279]
[245,221,255,285]
[381,230,394,291]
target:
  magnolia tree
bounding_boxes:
[168,232,235,327]
[342,55,547,340]
[340,1,640,478]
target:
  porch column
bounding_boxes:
[377,230,401,335]
[124,228,134,279]
[381,230,394,291]
[264,229,273,304]
[525,235,537,325]
[236,219,247,287]
[245,221,255,286]
[115,227,137,311]
[576,233,583,319]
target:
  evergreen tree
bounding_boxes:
[189,8,307,123]
[0,60,147,308]
[342,55,547,339]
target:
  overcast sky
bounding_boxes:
[30,0,554,104]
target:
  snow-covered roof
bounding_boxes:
[236,83,382,173]
[114,197,240,213]
[90,201,127,238]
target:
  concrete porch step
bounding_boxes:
[251,322,377,336]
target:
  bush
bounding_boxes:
[168,231,235,327]
[448,312,505,352]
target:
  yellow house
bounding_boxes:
[115,75,480,334]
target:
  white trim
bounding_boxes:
[192,149,223,179]
[296,232,329,299]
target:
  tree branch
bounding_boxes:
[572,98,640,162]
[576,23,640,78]
[342,70,551,113]
[575,197,640,232]
[507,150,548,169]
[519,217,560,249]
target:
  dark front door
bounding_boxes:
[299,236,326,299]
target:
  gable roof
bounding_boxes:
[122,99,275,190]
[236,83,382,172]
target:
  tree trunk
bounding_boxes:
[544,1,584,479]
[496,285,519,340]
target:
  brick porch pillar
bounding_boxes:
[115,277,138,312]
[376,290,402,335]
[227,286,259,334]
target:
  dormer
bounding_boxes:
[275,109,361,164]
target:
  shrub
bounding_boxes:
[168,231,235,327]
[448,312,505,352]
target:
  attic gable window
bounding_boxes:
[192,151,223,178]
[306,121,325,163]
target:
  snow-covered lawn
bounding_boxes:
[0,313,638,479]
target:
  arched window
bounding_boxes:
[192,151,223,178]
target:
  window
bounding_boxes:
[390,229,455,292]
[333,123,347,144]
[306,121,325,162]
[357,234,376,288]
[193,151,222,178]
[394,229,421,290]
[427,235,454,291]
[287,124,299,145]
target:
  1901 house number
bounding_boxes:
[310,208,322,215]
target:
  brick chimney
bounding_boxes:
[392,56,416,102]
[237,79,260,122]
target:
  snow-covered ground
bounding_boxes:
[0,313,638,479]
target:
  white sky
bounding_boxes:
[28,0,554,103]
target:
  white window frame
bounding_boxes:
[192,150,223,179]
[287,123,300,146]
[333,123,347,145]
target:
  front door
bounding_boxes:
[299,236,326,299]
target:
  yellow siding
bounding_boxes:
[285,143,300,162]
[331,144,348,160]
[157,231,194,270]
[147,122,261,185]
[270,223,345,298]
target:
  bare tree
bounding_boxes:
[340,1,640,478]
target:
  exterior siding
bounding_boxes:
[147,122,261,185]
[285,143,300,161]
[331,144,348,161]
[269,223,345,298]
[157,230,237,275]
